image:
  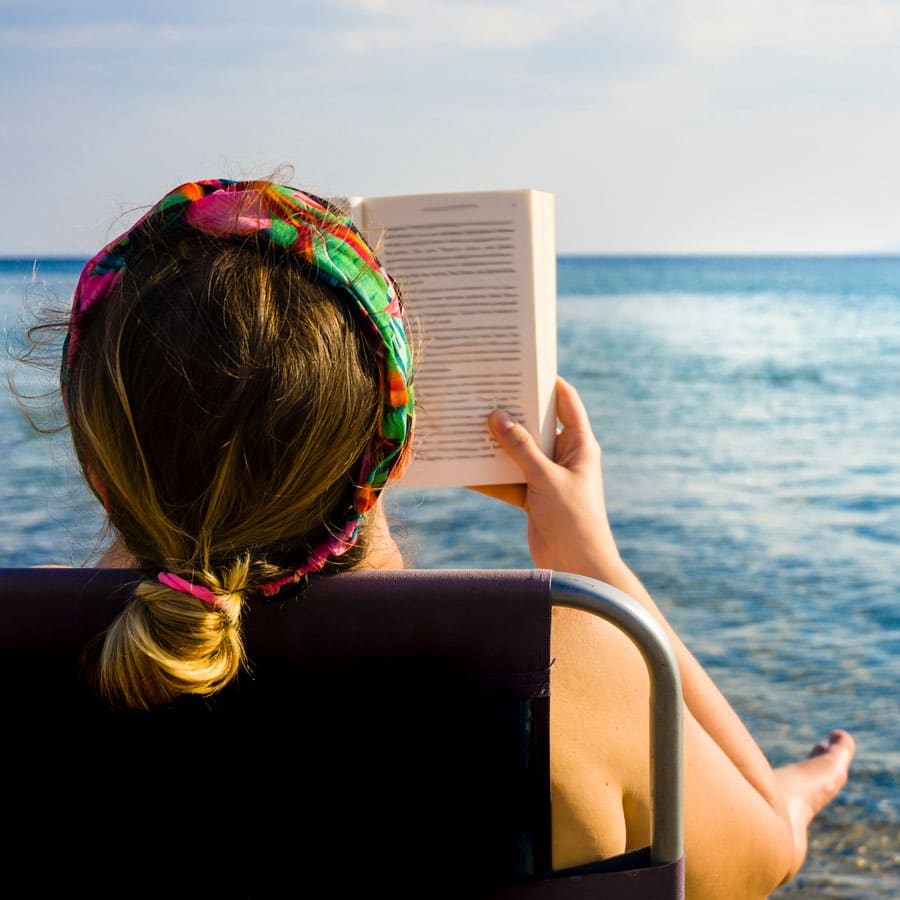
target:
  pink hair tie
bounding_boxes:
[157,572,225,609]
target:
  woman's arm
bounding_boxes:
[474,377,854,897]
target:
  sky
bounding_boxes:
[3,0,900,255]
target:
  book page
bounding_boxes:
[356,190,557,488]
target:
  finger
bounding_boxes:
[488,410,553,483]
[555,377,592,435]
[468,482,528,510]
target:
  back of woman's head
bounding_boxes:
[62,180,414,710]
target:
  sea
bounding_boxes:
[1,255,898,898]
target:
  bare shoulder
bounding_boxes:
[550,607,796,897]
[549,606,653,867]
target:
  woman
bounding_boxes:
[59,177,853,898]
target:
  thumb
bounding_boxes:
[488,410,552,484]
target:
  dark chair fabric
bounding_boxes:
[0,567,683,898]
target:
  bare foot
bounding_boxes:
[774,730,856,879]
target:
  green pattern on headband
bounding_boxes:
[64,179,414,593]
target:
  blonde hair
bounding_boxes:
[67,231,382,710]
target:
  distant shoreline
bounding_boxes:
[4,252,900,266]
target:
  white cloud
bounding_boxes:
[0,23,139,50]
[605,65,713,122]
[679,0,899,63]
[333,0,600,51]
[0,21,238,51]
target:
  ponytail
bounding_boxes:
[97,559,248,711]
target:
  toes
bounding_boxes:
[807,729,856,762]
[830,729,857,763]
[829,728,853,746]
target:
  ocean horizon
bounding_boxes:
[2,254,898,897]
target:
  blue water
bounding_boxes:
[1,256,898,896]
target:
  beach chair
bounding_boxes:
[0,567,683,898]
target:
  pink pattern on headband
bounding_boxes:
[184,190,272,237]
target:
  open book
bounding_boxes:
[348,189,557,489]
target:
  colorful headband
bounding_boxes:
[63,179,414,595]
